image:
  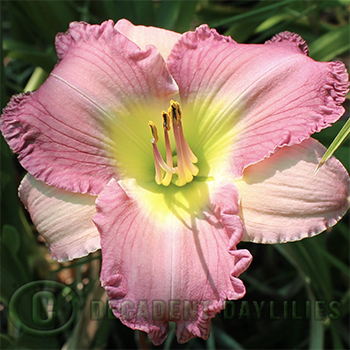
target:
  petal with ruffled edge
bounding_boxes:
[19,174,99,261]
[236,138,350,243]
[167,26,349,179]
[115,19,181,59]
[1,20,178,195]
[94,178,252,345]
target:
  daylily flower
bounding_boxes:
[1,19,349,345]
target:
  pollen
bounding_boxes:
[148,121,159,143]
[149,100,198,186]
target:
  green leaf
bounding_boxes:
[0,243,30,305]
[0,335,14,349]
[309,23,350,61]
[315,117,350,173]
[314,244,350,278]
[5,0,78,45]
[24,67,49,92]
[156,0,198,32]
[206,330,216,350]
[163,322,176,350]
[2,225,20,255]
[132,0,156,25]
[329,321,345,350]
[255,13,292,33]
[212,324,245,349]
[3,40,56,72]
[275,235,334,302]
[308,290,324,350]
[210,0,296,28]
[337,0,350,6]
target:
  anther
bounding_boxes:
[162,111,171,131]
[148,121,159,143]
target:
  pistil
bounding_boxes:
[148,101,198,186]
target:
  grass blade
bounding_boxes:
[315,117,350,173]
[210,0,295,27]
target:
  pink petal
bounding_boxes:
[167,26,349,179]
[94,178,252,345]
[237,138,350,243]
[1,20,178,195]
[19,174,100,261]
[115,19,181,59]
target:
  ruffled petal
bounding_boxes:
[94,178,252,345]
[1,91,115,196]
[167,26,349,179]
[19,174,99,261]
[236,138,350,243]
[1,20,178,195]
[115,19,181,59]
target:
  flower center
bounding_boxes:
[148,100,198,187]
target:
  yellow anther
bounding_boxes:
[162,111,171,131]
[148,120,159,143]
[168,100,182,125]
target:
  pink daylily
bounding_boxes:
[1,19,349,344]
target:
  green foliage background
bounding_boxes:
[1,1,349,349]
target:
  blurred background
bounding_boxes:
[1,1,349,349]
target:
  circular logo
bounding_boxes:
[9,280,80,336]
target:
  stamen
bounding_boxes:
[148,121,159,143]
[168,101,198,186]
[162,111,174,186]
[178,121,198,163]
[148,101,198,186]
[152,142,177,174]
